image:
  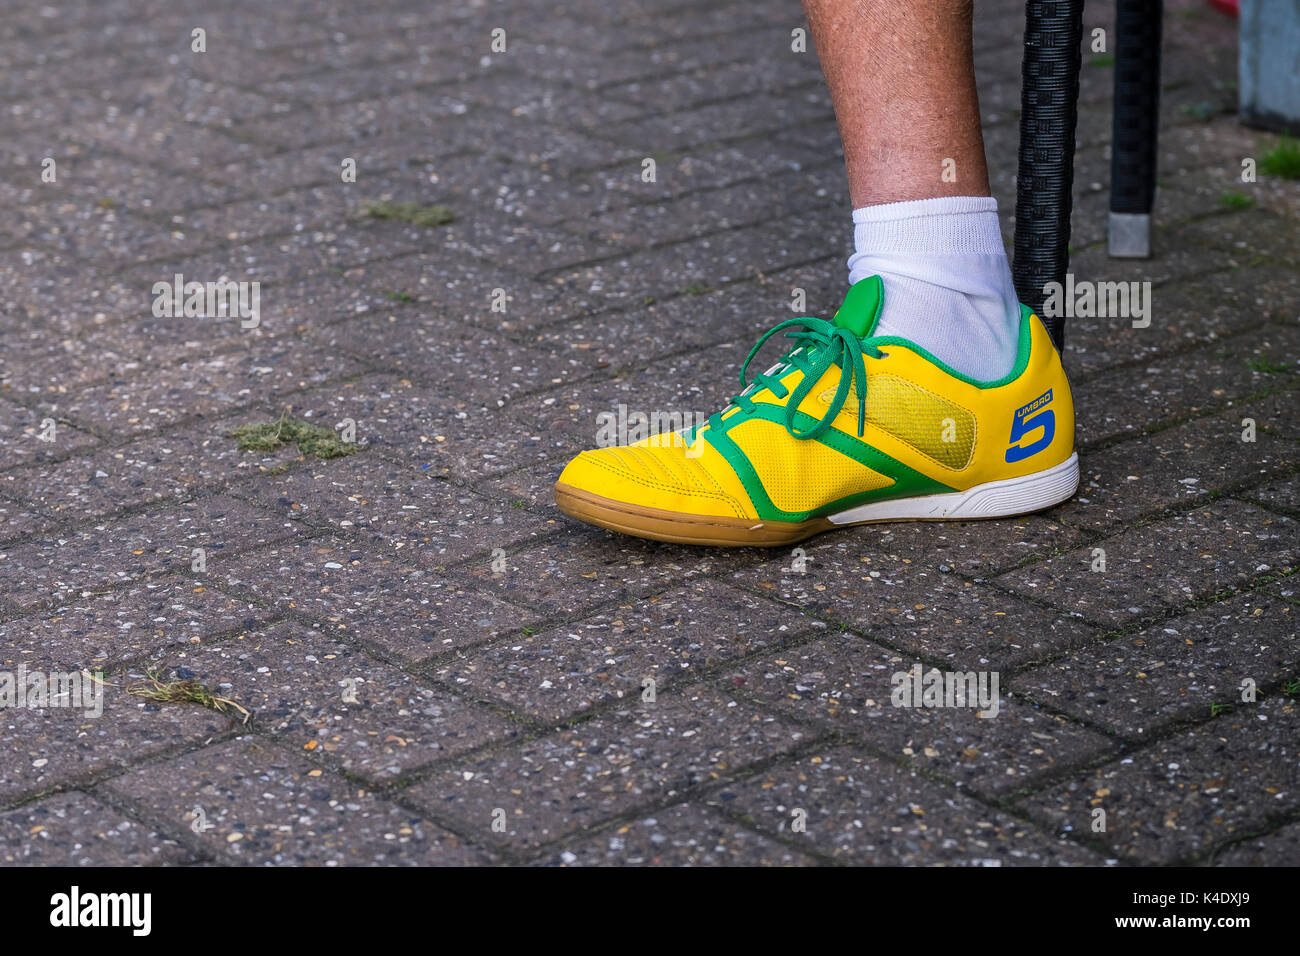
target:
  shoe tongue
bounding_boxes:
[832,275,884,338]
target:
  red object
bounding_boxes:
[1207,0,1239,17]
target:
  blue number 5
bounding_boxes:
[1006,408,1055,463]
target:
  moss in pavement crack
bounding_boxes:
[365,200,455,227]
[229,415,360,459]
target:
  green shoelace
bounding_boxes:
[707,316,885,442]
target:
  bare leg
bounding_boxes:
[802,0,990,207]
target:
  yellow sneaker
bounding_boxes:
[554,275,1078,546]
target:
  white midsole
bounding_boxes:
[826,452,1080,525]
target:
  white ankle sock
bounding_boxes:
[846,196,1021,382]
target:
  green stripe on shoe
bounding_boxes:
[704,403,955,523]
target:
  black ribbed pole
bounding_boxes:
[1013,0,1084,353]
[1108,0,1163,258]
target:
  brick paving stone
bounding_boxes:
[1054,393,1299,536]
[436,212,626,280]
[404,685,811,850]
[153,76,289,130]
[1222,386,1300,442]
[75,113,265,180]
[102,736,490,865]
[0,269,148,338]
[997,500,1298,629]
[1180,208,1300,268]
[712,745,1106,865]
[270,24,456,78]
[549,215,839,310]
[332,250,591,334]
[1211,820,1300,866]
[1018,591,1298,738]
[568,138,829,206]
[0,397,99,470]
[510,338,749,449]
[228,88,474,153]
[0,414,311,521]
[0,492,299,611]
[1239,473,1299,517]
[853,515,1091,578]
[0,577,271,672]
[1074,323,1300,449]
[187,619,519,783]
[520,8,772,57]
[306,310,587,405]
[719,635,1115,796]
[730,532,1096,671]
[69,297,322,370]
[4,90,115,140]
[0,321,143,396]
[253,272,399,337]
[599,87,832,154]
[214,535,540,662]
[11,13,198,65]
[533,801,817,866]
[1064,266,1300,383]
[166,168,459,248]
[11,202,210,267]
[430,579,820,724]
[562,168,837,248]
[0,254,143,335]
[121,222,425,291]
[453,524,765,623]
[475,457,570,517]
[272,374,580,480]
[454,69,647,130]
[1023,695,1299,864]
[523,261,842,375]
[0,791,194,865]
[504,20,801,90]
[230,453,557,569]
[0,681,228,806]
[551,1,797,49]
[602,56,824,113]
[0,499,57,547]
[207,135,452,195]
[0,48,158,113]
[1063,237,1240,318]
[421,151,611,227]
[163,185,360,247]
[58,346,369,438]
[1155,119,1288,184]
[261,54,478,108]
[30,152,237,213]
[453,113,644,178]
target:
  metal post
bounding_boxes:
[1109,0,1163,258]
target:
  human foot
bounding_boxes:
[554,276,1077,546]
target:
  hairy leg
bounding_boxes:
[802,0,989,206]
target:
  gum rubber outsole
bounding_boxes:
[554,453,1079,547]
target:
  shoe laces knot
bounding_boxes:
[713,316,882,442]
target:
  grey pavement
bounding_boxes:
[0,0,1296,866]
